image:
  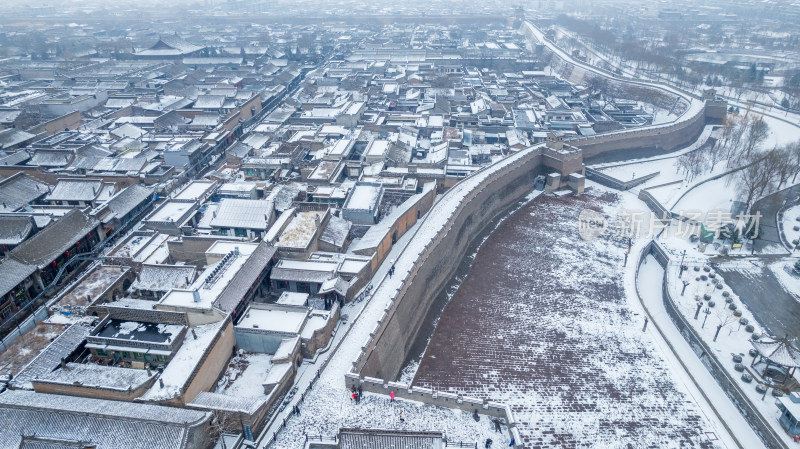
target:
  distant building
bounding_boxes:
[135,35,205,59]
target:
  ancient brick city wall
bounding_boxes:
[353,148,544,381]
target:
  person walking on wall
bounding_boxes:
[390,390,395,402]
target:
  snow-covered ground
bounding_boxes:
[768,260,800,302]
[216,352,273,397]
[672,173,740,213]
[410,186,726,448]
[657,239,797,448]
[633,254,762,449]
[761,114,800,148]
[782,204,800,247]
[262,189,516,447]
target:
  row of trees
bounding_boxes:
[736,141,800,209]
[675,115,770,182]
[671,114,800,210]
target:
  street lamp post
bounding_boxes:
[679,250,687,278]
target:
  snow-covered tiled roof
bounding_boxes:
[7,209,98,269]
[0,215,35,246]
[46,178,103,202]
[33,362,156,392]
[131,264,195,293]
[189,391,266,415]
[11,323,92,390]
[0,390,210,449]
[209,198,273,230]
[214,242,277,313]
[101,184,154,221]
[0,173,49,212]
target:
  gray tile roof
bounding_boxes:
[214,242,276,313]
[8,209,99,269]
[19,436,90,448]
[28,150,73,168]
[46,179,103,202]
[0,390,211,449]
[0,173,50,212]
[130,264,195,292]
[101,184,153,221]
[189,391,266,415]
[0,258,37,297]
[33,362,156,392]
[0,215,35,246]
[11,323,92,389]
[339,428,443,449]
[0,128,35,150]
[209,198,273,230]
[0,149,31,166]
[193,95,225,110]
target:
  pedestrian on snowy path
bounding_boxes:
[390,391,395,402]
[399,409,405,423]
[493,419,502,432]
[508,437,515,446]
[485,438,493,448]
[357,386,363,401]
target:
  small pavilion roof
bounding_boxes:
[751,337,800,368]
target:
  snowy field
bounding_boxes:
[672,174,739,213]
[411,188,721,448]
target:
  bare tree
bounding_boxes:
[773,146,795,191]
[210,411,233,449]
[788,140,800,183]
[742,115,769,158]
[724,116,747,163]
[713,309,739,342]
[736,154,772,209]
[704,139,724,172]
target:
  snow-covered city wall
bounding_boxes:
[520,21,721,161]
[641,241,786,449]
[336,144,555,449]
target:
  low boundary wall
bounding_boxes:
[644,241,787,449]
[585,167,660,191]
